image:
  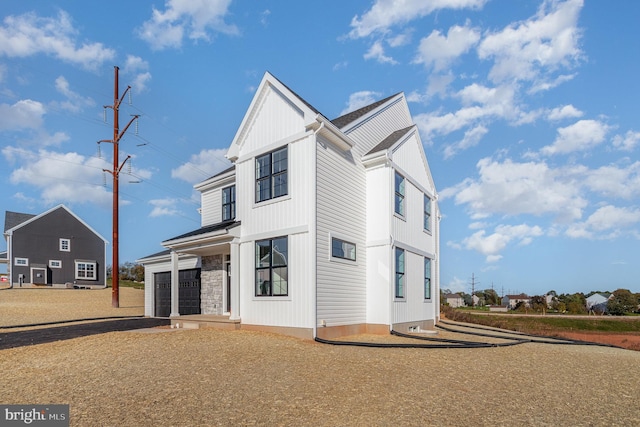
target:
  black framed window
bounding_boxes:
[395,172,405,216]
[222,185,235,221]
[424,257,431,300]
[331,237,356,261]
[424,194,431,231]
[395,248,405,298]
[256,146,288,203]
[255,237,288,296]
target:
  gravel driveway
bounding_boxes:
[1,288,639,426]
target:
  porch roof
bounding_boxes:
[161,220,241,254]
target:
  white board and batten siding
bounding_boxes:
[232,83,316,329]
[315,136,367,327]
[238,232,313,328]
[390,135,439,326]
[365,163,392,325]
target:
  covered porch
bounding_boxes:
[161,220,241,321]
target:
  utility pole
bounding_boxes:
[99,66,138,308]
[470,273,478,307]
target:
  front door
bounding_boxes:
[31,268,47,285]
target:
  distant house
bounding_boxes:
[503,294,530,309]
[138,72,441,339]
[3,205,108,288]
[445,293,464,308]
[586,293,610,313]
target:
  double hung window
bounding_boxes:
[256,146,288,203]
[424,258,432,300]
[222,185,236,221]
[60,238,70,252]
[395,172,405,216]
[424,195,431,232]
[255,237,288,296]
[395,248,405,298]
[75,261,96,280]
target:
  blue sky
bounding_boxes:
[1,0,638,296]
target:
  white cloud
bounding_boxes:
[171,148,231,184]
[339,91,382,116]
[348,0,487,39]
[443,125,488,159]
[0,99,45,131]
[138,0,238,50]
[566,205,640,239]
[363,41,398,64]
[0,11,115,70]
[5,147,112,207]
[547,104,583,121]
[149,198,181,217]
[612,130,640,152]
[52,76,95,113]
[441,157,587,222]
[461,223,543,262]
[583,162,640,200]
[541,119,609,155]
[413,24,480,72]
[477,0,583,84]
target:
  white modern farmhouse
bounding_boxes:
[139,72,440,339]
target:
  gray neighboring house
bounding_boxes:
[2,205,108,288]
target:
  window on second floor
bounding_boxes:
[256,146,288,203]
[15,257,28,266]
[424,194,432,232]
[60,238,70,252]
[395,172,405,217]
[222,185,236,221]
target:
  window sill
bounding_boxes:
[393,213,406,222]
[253,194,291,209]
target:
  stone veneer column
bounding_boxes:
[201,254,224,315]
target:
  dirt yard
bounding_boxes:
[1,288,640,426]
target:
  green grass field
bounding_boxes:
[443,307,640,333]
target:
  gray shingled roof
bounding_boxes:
[331,93,400,130]
[200,164,236,183]
[4,211,36,233]
[163,220,240,243]
[366,125,415,156]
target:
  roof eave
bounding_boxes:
[307,115,355,151]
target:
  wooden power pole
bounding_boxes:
[100,66,138,308]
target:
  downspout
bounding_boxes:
[311,121,323,339]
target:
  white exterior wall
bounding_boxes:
[390,138,439,326]
[343,98,412,157]
[365,163,392,325]
[232,86,315,329]
[143,255,199,317]
[238,230,313,328]
[201,187,222,226]
[316,137,367,327]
